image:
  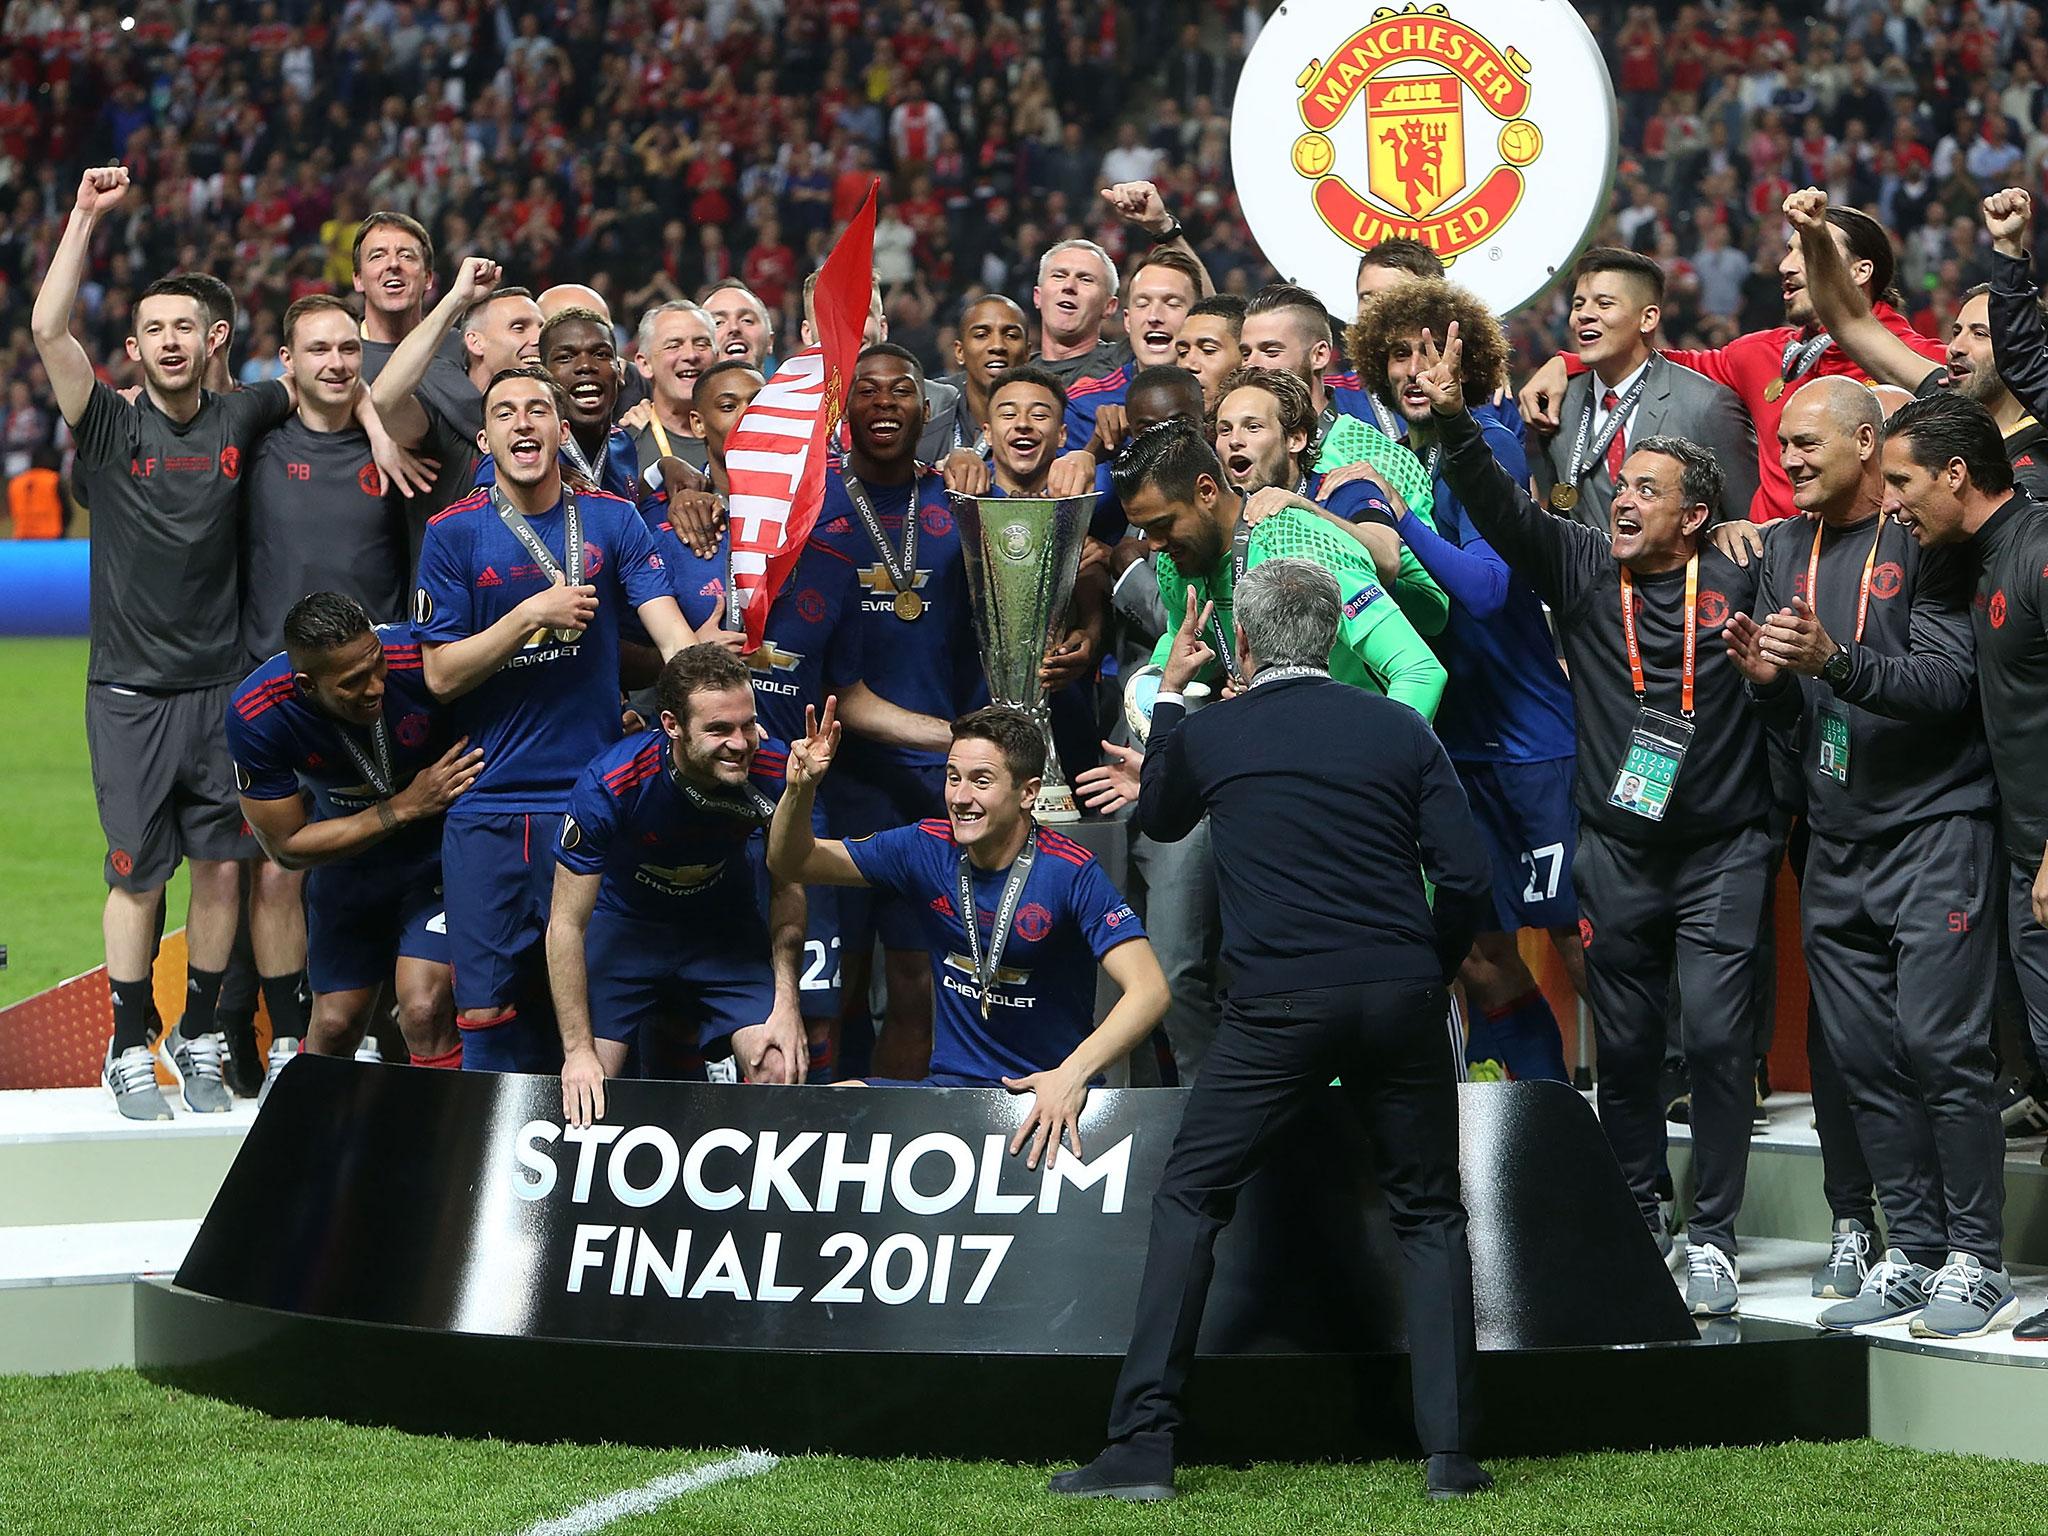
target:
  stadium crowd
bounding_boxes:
[16,0,2048,1378]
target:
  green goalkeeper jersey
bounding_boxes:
[1150,506,1446,719]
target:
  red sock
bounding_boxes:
[412,1041,464,1069]
[457,1007,517,1033]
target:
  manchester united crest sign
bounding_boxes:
[1233,0,1617,319]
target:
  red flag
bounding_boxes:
[724,181,877,650]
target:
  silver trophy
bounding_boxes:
[954,492,1099,823]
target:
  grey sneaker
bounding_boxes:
[259,1036,302,1105]
[103,1042,171,1121]
[158,1024,232,1113]
[1812,1218,1872,1299]
[1685,1242,1739,1317]
[1911,1252,2020,1339]
[1646,1207,1682,1273]
[1819,1250,1933,1330]
[355,1035,382,1063]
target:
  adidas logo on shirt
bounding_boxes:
[477,566,503,588]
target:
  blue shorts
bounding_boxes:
[584,911,776,1061]
[305,853,447,994]
[442,811,559,1011]
[826,758,945,953]
[1455,758,1580,934]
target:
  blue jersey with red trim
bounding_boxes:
[556,729,784,935]
[809,467,982,768]
[413,486,672,813]
[843,819,1144,1081]
[224,623,446,866]
[1063,360,1133,453]
[664,533,865,746]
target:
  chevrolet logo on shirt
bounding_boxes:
[856,565,932,595]
[941,952,1029,987]
[632,859,728,894]
[746,641,803,673]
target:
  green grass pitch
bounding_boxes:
[3,1370,2043,1536]
[0,638,192,1007]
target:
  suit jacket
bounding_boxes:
[1533,354,1759,532]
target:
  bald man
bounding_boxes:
[1728,376,2006,1333]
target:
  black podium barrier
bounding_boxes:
[142,1061,1865,1458]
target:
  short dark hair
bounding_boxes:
[1214,365,1315,471]
[1127,247,1204,297]
[350,211,435,276]
[1244,283,1336,348]
[481,365,569,414]
[1882,392,2015,493]
[656,643,755,727]
[538,305,613,358]
[1186,293,1246,331]
[857,340,924,383]
[1825,205,1900,307]
[1125,364,1206,425]
[951,705,1045,784]
[281,294,357,348]
[699,277,770,318]
[1571,245,1666,305]
[1632,433,1726,515]
[692,358,766,407]
[1111,418,1223,505]
[461,285,537,336]
[139,274,228,330]
[1357,238,1444,281]
[960,291,1027,326]
[283,592,374,659]
[988,361,1068,415]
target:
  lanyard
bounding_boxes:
[1249,664,1328,688]
[1566,358,1656,484]
[1205,515,1253,686]
[1620,553,1699,717]
[842,470,917,594]
[717,503,745,630]
[1308,399,1339,460]
[560,429,602,488]
[669,748,776,821]
[957,835,1038,1021]
[334,715,396,799]
[649,416,675,460]
[1806,517,1884,645]
[1769,331,1832,399]
[492,488,583,587]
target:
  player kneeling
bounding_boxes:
[769,700,1169,1166]
[227,595,479,1082]
[551,645,809,1127]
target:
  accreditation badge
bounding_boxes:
[1608,708,1694,822]
[1816,700,1852,786]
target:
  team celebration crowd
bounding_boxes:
[15,0,2048,1365]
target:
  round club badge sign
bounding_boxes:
[1232,0,1618,319]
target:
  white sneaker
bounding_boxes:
[1685,1242,1740,1317]
[354,1035,382,1063]
[158,1025,232,1113]
[103,1041,171,1121]
[259,1036,302,1105]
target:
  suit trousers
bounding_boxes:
[1106,976,1478,1455]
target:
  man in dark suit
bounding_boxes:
[1533,248,1759,533]
[1049,560,1496,1505]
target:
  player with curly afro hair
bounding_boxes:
[1345,279,1510,421]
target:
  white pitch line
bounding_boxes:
[515,1449,781,1536]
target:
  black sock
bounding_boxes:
[109,978,155,1053]
[182,965,226,1037]
[260,972,310,1041]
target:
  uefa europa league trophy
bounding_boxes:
[953,492,1099,823]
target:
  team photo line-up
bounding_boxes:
[30,149,2048,1496]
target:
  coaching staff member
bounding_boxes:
[1051,560,1494,1504]
[1426,324,1772,1319]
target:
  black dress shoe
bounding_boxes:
[1426,1453,1494,1500]
[2014,1305,2048,1343]
[1048,1433,1176,1501]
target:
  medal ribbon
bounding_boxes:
[1249,663,1329,688]
[957,835,1039,1022]
[493,489,583,640]
[1210,515,1253,686]
[334,716,396,800]
[1777,331,1832,392]
[842,470,918,599]
[1566,358,1657,486]
[1620,552,1699,717]
[669,746,776,821]
[1366,392,1440,482]
[1806,518,1884,645]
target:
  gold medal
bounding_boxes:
[1550,484,1580,512]
[893,590,925,621]
[1764,378,1785,402]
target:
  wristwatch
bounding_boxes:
[1149,218,1185,246]
[1821,645,1853,687]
